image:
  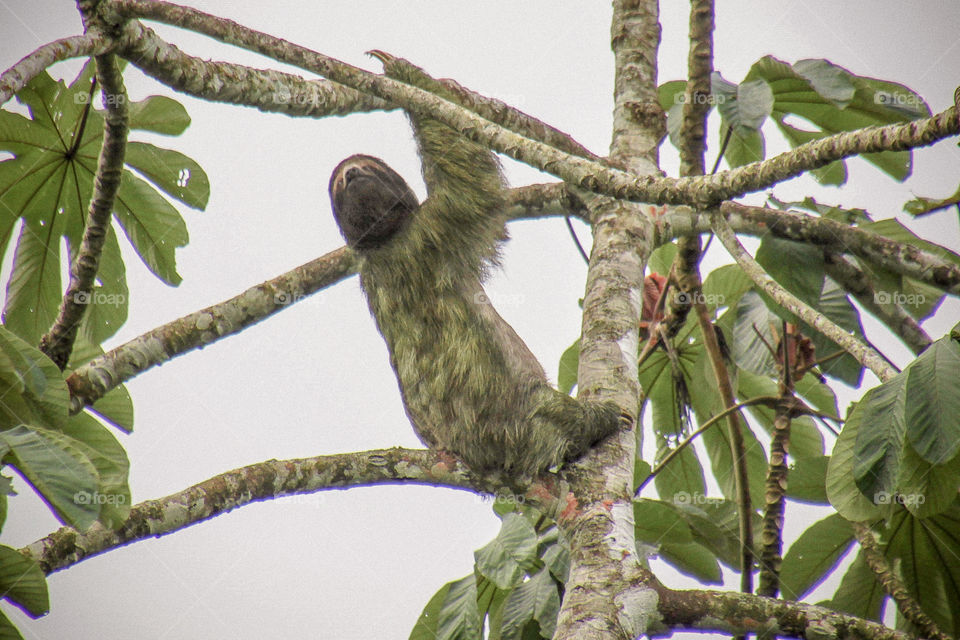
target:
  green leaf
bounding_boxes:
[474,514,538,590]
[903,335,960,464]
[792,59,856,107]
[113,170,189,285]
[713,73,774,132]
[0,606,26,640]
[2,219,64,345]
[125,142,209,210]
[780,513,855,600]
[786,455,830,505]
[853,376,907,500]
[826,402,881,521]
[903,183,960,217]
[653,441,706,506]
[647,241,677,276]
[883,505,960,636]
[701,264,752,312]
[795,374,839,420]
[436,574,481,640]
[0,425,99,529]
[634,499,693,545]
[824,551,885,621]
[720,120,765,168]
[801,277,865,386]
[540,540,569,584]
[894,439,960,517]
[127,95,191,135]
[676,499,758,571]
[60,412,131,527]
[658,81,689,150]
[0,544,48,617]
[731,290,779,377]
[0,326,70,430]
[755,237,825,313]
[767,195,872,224]
[410,581,450,640]
[557,340,579,395]
[659,541,722,584]
[500,570,560,640]
[746,56,925,181]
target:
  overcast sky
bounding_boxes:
[1,2,959,638]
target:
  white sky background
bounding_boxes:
[1,1,959,638]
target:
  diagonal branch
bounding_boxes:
[40,54,129,370]
[655,202,960,296]
[711,213,898,382]
[109,0,960,208]
[0,33,111,105]
[824,253,932,355]
[21,448,477,574]
[67,247,356,412]
[118,21,388,117]
[849,521,951,640]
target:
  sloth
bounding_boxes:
[327,60,621,478]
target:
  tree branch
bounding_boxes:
[711,213,898,382]
[0,33,110,105]
[653,584,915,640]
[107,0,959,208]
[553,2,661,639]
[117,20,388,117]
[824,253,932,355]
[850,521,950,640]
[20,448,477,574]
[40,54,129,370]
[655,202,960,297]
[67,247,356,412]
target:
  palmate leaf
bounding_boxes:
[0,327,130,529]
[0,544,49,618]
[745,56,928,183]
[0,63,207,346]
[779,513,855,601]
[882,504,960,637]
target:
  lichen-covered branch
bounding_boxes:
[712,213,898,382]
[653,585,914,640]
[553,2,661,639]
[117,21,387,117]
[67,247,356,412]
[40,54,129,370]
[0,33,110,105]
[677,0,714,177]
[850,522,950,640]
[824,253,932,355]
[655,203,960,296]
[107,0,959,208]
[504,182,589,221]
[368,52,601,162]
[21,448,476,575]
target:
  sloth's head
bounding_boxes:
[328,154,419,251]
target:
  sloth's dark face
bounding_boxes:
[328,154,419,251]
